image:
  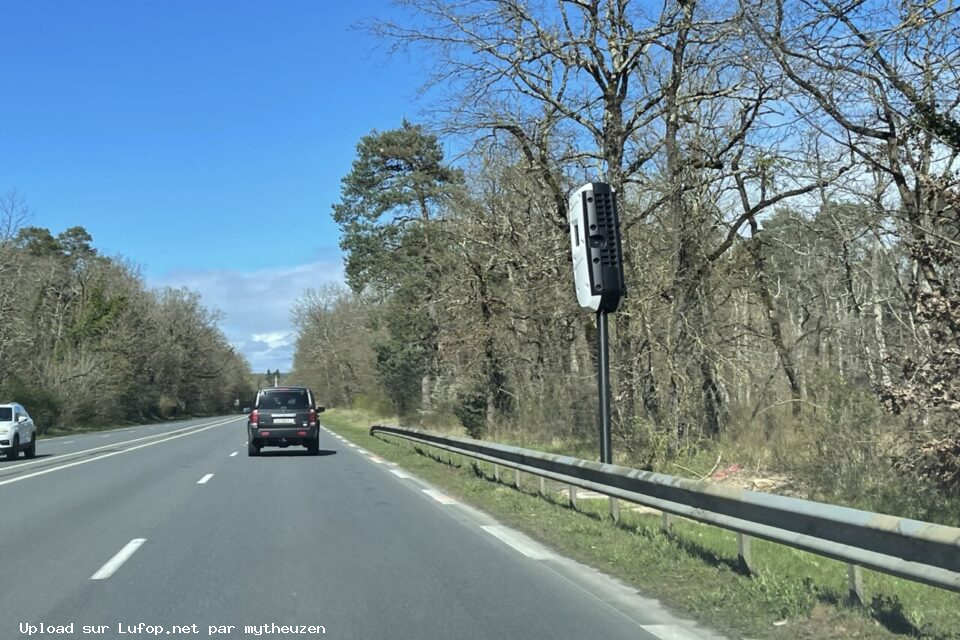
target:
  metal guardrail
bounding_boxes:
[369,424,960,596]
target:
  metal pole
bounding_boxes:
[597,311,612,464]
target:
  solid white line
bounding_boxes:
[229,451,238,457]
[0,417,237,473]
[640,625,703,640]
[0,417,240,488]
[422,489,456,505]
[91,538,146,580]
[390,469,411,479]
[197,473,214,484]
[481,525,555,560]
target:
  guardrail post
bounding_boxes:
[514,469,521,489]
[569,485,578,509]
[661,512,673,533]
[538,476,546,497]
[494,464,501,482]
[609,497,620,522]
[737,533,754,575]
[848,564,864,605]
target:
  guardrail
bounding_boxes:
[369,424,960,598]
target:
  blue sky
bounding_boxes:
[0,1,428,372]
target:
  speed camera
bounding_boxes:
[568,182,626,312]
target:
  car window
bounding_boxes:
[257,390,310,411]
[0,407,11,421]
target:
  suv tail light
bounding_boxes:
[250,409,259,427]
[308,408,317,425]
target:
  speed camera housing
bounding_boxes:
[569,182,626,312]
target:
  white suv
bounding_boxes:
[0,403,37,461]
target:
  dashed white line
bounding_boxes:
[481,525,555,560]
[390,469,412,479]
[229,451,238,457]
[197,474,214,484]
[91,538,146,580]
[368,456,386,464]
[61,440,75,444]
[422,489,456,504]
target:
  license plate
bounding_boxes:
[274,418,296,425]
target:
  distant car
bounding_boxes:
[246,387,324,456]
[0,403,37,461]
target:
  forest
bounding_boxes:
[291,0,960,513]
[0,190,253,432]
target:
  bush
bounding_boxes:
[0,375,62,434]
[454,386,487,439]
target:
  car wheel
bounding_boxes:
[5,435,19,461]
[307,437,320,455]
[23,435,36,459]
[247,440,260,457]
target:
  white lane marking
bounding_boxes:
[0,417,240,488]
[481,525,556,560]
[229,451,238,457]
[390,469,411,479]
[358,449,368,455]
[101,434,112,438]
[197,473,214,484]
[91,538,146,580]
[640,625,704,640]
[368,456,386,464]
[39,418,208,443]
[422,489,456,504]
[0,417,236,473]
[348,444,357,448]
[61,440,75,444]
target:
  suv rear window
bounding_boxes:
[0,408,12,421]
[257,390,310,411]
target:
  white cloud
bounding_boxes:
[149,260,345,372]
[251,331,295,350]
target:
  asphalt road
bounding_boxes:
[0,417,723,640]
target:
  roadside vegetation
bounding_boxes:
[324,408,960,640]
[0,197,254,434]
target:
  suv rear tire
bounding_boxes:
[247,441,260,457]
[306,437,320,455]
[23,435,35,459]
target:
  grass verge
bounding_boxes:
[324,408,960,640]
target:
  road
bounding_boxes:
[0,417,723,639]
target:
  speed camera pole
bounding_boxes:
[568,182,625,465]
[597,310,612,464]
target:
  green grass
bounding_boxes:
[323,408,960,640]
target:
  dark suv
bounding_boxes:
[247,386,324,456]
